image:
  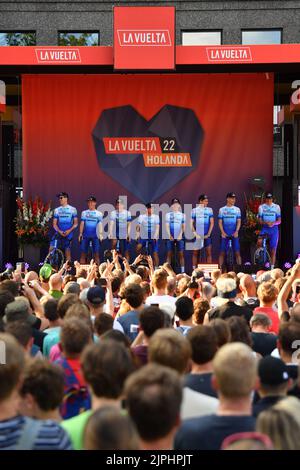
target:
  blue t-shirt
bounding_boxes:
[166,211,186,239]
[53,205,77,232]
[81,210,103,238]
[218,205,241,235]
[0,415,72,450]
[258,203,281,225]
[42,326,61,358]
[110,210,131,239]
[138,214,160,239]
[191,206,214,236]
[175,414,256,450]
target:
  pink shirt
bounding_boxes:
[254,307,280,334]
[49,342,63,362]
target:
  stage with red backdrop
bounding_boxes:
[22,72,274,260]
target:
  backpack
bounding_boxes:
[56,357,91,419]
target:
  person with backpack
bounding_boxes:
[55,317,92,419]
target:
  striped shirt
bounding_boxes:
[0,415,72,450]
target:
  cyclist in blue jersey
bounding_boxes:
[109,198,132,261]
[50,192,78,261]
[78,196,103,265]
[191,194,214,268]
[218,192,242,268]
[136,203,160,268]
[257,192,281,268]
[165,198,186,273]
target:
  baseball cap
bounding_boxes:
[87,286,106,305]
[171,198,181,205]
[265,192,273,199]
[39,263,53,281]
[4,299,37,327]
[199,194,208,201]
[226,192,236,199]
[56,192,69,198]
[258,356,289,386]
[87,196,97,202]
[216,277,237,299]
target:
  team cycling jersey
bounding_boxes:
[218,205,241,236]
[166,211,186,239]
[53,205,77,234]
[138,214,160,239]
[258,203,281,225]
[110,210,131,239]
[191,206,214,236]
[81,210,103,238]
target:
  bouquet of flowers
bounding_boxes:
[241,193,263,245]
[15,196,53,246]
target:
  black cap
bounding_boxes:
[87,196,97,202]
[258,356,289,386]
[56,192,69,198]
[199,194,208,201]
[265,192,273,199]
[146,203,152,209]
[171,198,181,205]
[226,192,236,199]
[87,286,106,305]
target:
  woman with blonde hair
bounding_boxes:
[256,397,300,450]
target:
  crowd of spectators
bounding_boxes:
[0,252,300,450]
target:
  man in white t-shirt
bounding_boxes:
[148,329,218,420]
[146,269,176,308]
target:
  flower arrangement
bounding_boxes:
[15,196,53,247]
[241,193,263,246]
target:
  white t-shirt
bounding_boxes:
[181,387,219,420]
[146,294,177,307]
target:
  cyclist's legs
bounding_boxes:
[191,237,202,268]
[177,240,185,271]
[151,240,160,268]
[192,250,199,269]
[65,247,72,262]
[231,239,240,265]
[136,241,143,255]
[153,251,159,268]
[124,247,130,262]
[233,237,241,265]
[204,237,212,263]
[92,238,100,265]
[119,239,130,262]
[111,239,118,251]
[166,240,173,264]
[80,238,89,264]
[219,237,227,268]
[269,229,279,267]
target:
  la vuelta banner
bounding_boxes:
[22,73,273,217]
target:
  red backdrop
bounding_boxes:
[22,73,273,257]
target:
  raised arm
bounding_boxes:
[277,263,300,318]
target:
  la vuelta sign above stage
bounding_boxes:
[35,48,81,63]
[206,46,252,62]
[114,6,175,70]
